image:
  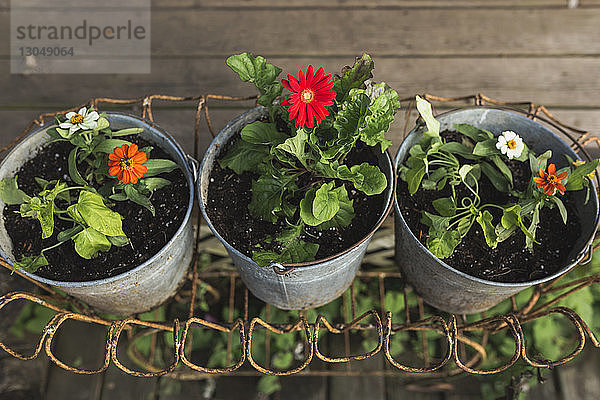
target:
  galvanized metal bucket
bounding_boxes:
[198,107,395,310]
[0,113,196,315]
[394,107,599,315]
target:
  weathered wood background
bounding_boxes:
[1,1,600,399]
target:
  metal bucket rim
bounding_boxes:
[393,106,600,288]
[0,111,196,288]
[198,106,396,270]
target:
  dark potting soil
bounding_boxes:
[206,138,388,262]
[396,131,582,283]
[3,136,189,282]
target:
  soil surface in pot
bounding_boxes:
[3,136,189,282]
[206,137,388,262]
[397,131,583,283]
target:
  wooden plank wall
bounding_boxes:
[0,0,599,157]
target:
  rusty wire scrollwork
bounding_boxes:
[1,93,600,378]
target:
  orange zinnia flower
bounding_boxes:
[532,163,568,195]
[108,144,147,184]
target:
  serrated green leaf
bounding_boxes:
[226,53,282,90]
[0,176,30,205]
[219,139,269,174]
[350,162,387,195]
[333,90,370,141]
[333,53,374,102]
[73,227,111,259]
[415,96,440,138]
[359,83,399,152]
[249,172,296,223]
[476,210,497,249]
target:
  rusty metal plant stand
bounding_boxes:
[1,93,600,379]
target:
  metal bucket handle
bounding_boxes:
[186,155,199,182]
[578,244,594,265]
[270,262,295,276]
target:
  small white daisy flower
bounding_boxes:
[496,130,524,160]
[59,106,99,134]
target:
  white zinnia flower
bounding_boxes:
[496,130,524,160]
[59,107,99,134]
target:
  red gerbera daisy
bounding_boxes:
[532,163,568,195]
[108,143,147,185]
[281,65,336,128]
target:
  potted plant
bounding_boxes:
[394,97,599,314]
[198,53,397,309]
[0,108,196,315]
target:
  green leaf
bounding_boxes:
[529,150,552,175]
[143,159,179,177]
[334,90,370,141]
[226,53,282,90]
[406,165,426,195]
[300,187,322,226]
[140,177,171,192]
[73,227,111,259]
[481,161,510,193]
[275,128,309,168]
[218,139,269,175]
[415,96,440,138]
[490,155,513,185]
[0,176,30,205]
[312,182,340,223]
[57,225,84,242]
[421,211,452,231]
[93,139,133,154]
[476,210,498,249]
[426,229,460,259]
[332,53,374,102]
[272,352,294,370]
[108,235,129,247]
[248,172,296,223]
[257,375,282,395]
[110,127,143,137]
[124,184,155,216]
[473,139,500,157]
[252,224,319,266]
[68,148,88,186]
[359,83,399,152]
[566,159,599,191]
[317,185,355,229]
[14,254,49,273]
[501,204,535,241]
[432,197,456,217]
[550,196,568,224]
[439,142,476,159]
[95,117,110,131]
[453,123,492,142]
[72,191,124,237]
[350,162,387,195]
[241,121,287,145]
